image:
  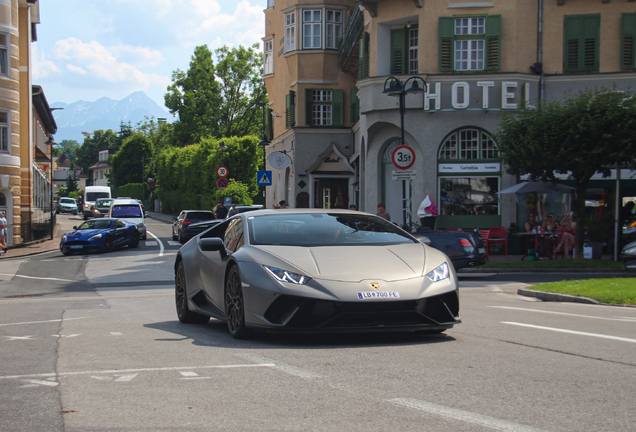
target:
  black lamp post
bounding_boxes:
[254,102,270,206]
[383,76,426,228]
[45,135,57,240]
[216,140,228,166]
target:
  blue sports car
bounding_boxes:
[60,218,140,255]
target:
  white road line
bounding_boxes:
[0,363,276,380]
[491,306,636,322]
[389,398,546,432]
[145,241,158,247]
[236,353,324,379]
[502,322,636,343]
[147,231,164,257]
[167,241,181,246]
[21,379,59,387]
[5,336,34,340]
[0,273,74,282]
[115,374,138,382]
[0,317,88,327]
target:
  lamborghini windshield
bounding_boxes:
[248,213,416,246]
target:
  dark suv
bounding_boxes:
[172,210,215,244]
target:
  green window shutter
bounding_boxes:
[286,90,295,128]
[305,89,314,126]
[564,14,599,73]
[485,15,501,70]
[564,15,581,72]
[390,28,406,74]
[621,13,636,69]
[358,32,370,79]
[332,89,344,126]
[266,108,274,140]
[582,15,599,71]
[350,88,359,125]
[439,17,454,71]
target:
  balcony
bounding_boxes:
[337,5,364,75]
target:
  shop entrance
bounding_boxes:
[315,179,348,209]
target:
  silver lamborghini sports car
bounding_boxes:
[174,209,460,339]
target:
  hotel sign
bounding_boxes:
[424,81,533,111]
[438,163,501,174]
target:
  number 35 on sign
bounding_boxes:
[391,145,415,170]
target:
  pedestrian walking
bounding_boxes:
[214,201,229,219]
[227,203,239,217]
[376,203,391,221]
[0,211,7,254]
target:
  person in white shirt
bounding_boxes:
[0,211,7,253]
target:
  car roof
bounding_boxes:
[111,198,141,205]
[238,209,365,217]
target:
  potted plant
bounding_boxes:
[586,216,610,259]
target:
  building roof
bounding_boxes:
[32,85,58,134]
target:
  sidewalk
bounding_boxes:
[0,214,78,259]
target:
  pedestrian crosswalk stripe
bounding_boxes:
[167,241,181,246]
[145,241,158,247]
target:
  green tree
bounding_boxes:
[75,130,120,184]
[57,139,80,160]
[165,45,221,145]
[494,88,636,258]
[65,161,78,193]
[110,133,153,188]
[215,44,268,137]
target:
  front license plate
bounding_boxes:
[70,245,83,249]
[478,247,486,254]
[357,291,400,300]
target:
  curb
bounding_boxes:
[517,288,600,304]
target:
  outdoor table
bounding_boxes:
[515,232,559,260]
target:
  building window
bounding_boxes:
[0,112,8,152]
[439,15,501,72]
[99,150,108,161]
[0,34,8,76]
[391,25,418,75]
[286,90,296,128]
[325,10,343,49]
[285,12,296,52]
[305,89,344,126]
[439,177,500,216]
[359,32,370,79]
[303,10,322,49]
[563,14,600,73]
[621,13,636,69]
[439,129,498,160]
[264,40,274,75]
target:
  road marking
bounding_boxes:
[0,363,276,380]
[147,231,164,257]
[179,371,209,380]
[110,332,123,336]
[0,317,88,327]
[490,306,636,322]
[389,398,546,432]
[502,322,636,344]
[145,241,158,247]
[0,273,74,282]
[5,336,35,340]
[115,374,138,382]
[167,241,181,246]
[21,379,59,387]
[236,353,324,379]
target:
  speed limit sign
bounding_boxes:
[216,166,228,177]
[391,145,415,170]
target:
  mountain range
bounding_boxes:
[51,91,173,143]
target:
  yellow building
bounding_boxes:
[0,0,56,245]
[263,0,636,229]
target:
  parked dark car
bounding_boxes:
[411,229,487,271]
[184,205,265,242]
[620,240,636,271]
[172,210,216,244]
[90,197,114,218]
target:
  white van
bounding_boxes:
[108,197,147,239]
[83,186,111,219]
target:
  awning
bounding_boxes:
[496,180,575,195]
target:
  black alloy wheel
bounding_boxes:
[60,242,71,256]
[130,231,140,248]
[175,261,209,324]
[104,235,114,253]
[225,266,250,339]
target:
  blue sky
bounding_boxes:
[33,0,265,110]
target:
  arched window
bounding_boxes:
[439,129,498,160]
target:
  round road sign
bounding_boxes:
[217,166,228,177]
[216,178,228,189]
[392,145,415,170]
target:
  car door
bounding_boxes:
[112,220,129,246]
[176,211,186,236]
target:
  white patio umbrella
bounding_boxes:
[496,180,576,195]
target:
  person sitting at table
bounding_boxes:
[524,213,538,233]
[541,213,558,232]
[554,212,576,258]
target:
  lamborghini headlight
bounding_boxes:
[263,265,311,285]
[89,233,103,240]
[426,262,450,282]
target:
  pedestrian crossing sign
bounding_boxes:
[257,170,272,186]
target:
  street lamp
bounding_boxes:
[254,102,270,206]
[383,76,426,229]
[45,135,57,240]
[216,140,228,166]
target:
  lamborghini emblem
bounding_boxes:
[370,283,380,289]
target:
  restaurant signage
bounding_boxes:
[438,163,501,174]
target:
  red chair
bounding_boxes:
[479,229,489,261]
[486,227,508,255]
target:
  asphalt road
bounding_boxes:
[0,216,634,431]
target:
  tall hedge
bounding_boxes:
[154,136,261,214]
[112,183,149,201]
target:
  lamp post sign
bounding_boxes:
[392,145,415,170]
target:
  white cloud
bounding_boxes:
[111,45,163,68]
[66,64,86,74]
[32,47,61,80]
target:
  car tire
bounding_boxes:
[178,231,185,244]
[60,243,71,256]
[172,228,177,241]
[130,231,140,248]
[104,235,114,253]
[175,261,210,324]
[225,266,251,339]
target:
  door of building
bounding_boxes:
[315,179,348,209]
